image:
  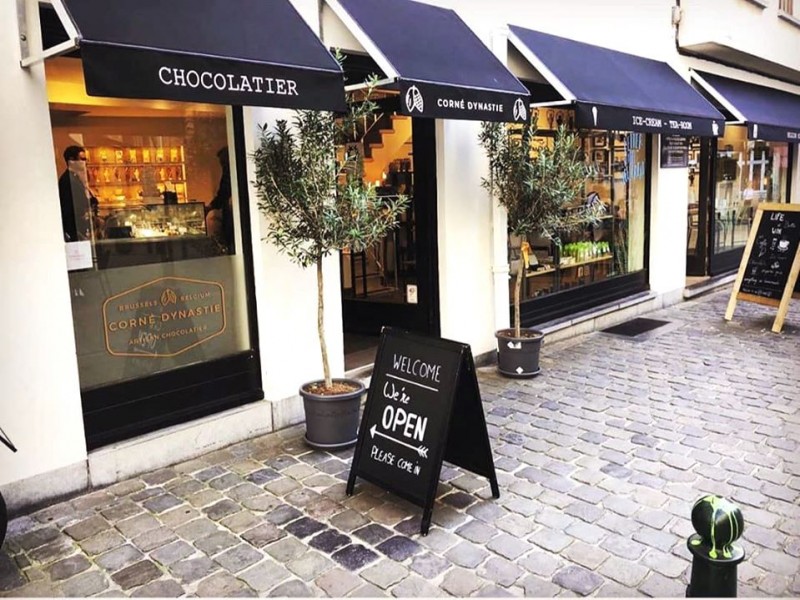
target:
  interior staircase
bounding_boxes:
[362,115,412,184]
[342,114,412,298]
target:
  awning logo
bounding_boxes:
[712,121,719,136]
[405,86,424,113]
[513,98,528,122]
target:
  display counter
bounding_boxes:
[95,235,224,269]
[90,202,222,268]
[100,202,206,239]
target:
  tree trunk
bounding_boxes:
[316,256,332,389]
[514,243,523,338]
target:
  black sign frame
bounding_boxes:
[660,135,690,168]
[397,80,529,124]
[725,203,800,333]
[575,102,724,137]
[346,328,499,535]
[81,43,347,112]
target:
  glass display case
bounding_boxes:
[101,202,206,240]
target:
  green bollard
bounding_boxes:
[686,495,745,597]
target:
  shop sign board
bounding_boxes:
[725,203,800,333]
[747,122,800,144]
[81,44,346,112]
[398,80,529,124]
[575,103,723,137]
[660,135,690,168]
[346,328,499,535]
[102,276,226,357]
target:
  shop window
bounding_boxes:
[511,107,647,302]
[713,127,789,254]
[47,56,252,390]
[779,0,798,17]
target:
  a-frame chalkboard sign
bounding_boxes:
[346,328,499,535]
[725,203,800,333]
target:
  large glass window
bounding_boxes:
[512,107,647,301]
[47,57,252,390]
[714,127,790,254]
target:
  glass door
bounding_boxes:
[340,115,440,367]
[686,136,710,276]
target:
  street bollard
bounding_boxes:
[686,495,745,598]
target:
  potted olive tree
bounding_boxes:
[0,427,17,547]
[253,79,407,448]
[479,122,603,377]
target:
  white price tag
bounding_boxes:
[65,241,93,271]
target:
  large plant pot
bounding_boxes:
[496,329,544,378]
[300,379,365,450]
[0,490,7,549]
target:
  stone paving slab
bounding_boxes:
[1,289,799,597]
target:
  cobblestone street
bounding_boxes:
[1,288,799,597]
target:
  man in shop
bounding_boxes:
[58,145,99,242]
[205,147,234,253]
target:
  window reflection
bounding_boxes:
[512,108,647,302]
[714,128,789,254]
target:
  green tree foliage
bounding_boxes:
[479,122,604,337]
[253,79,408,389]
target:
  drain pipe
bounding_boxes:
[672,0,682,52]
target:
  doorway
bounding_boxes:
[340,116,440,369]
[686,136,711,277]
[686,132,794,281]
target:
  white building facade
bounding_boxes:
[1,0,798,512]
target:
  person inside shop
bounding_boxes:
[58,145,100,242]
[717,144,738,210]
[206,147,234,253]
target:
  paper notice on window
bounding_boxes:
[65,241,93,271]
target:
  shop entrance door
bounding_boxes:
[340,117,439,365]
[686,137,711,276]
[687,133,793,277]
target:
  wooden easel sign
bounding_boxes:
[725,203,800,333]
[346,328,499,535]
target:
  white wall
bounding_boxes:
[648,137,691,298]
[243,106,346,426]
[251,1,346,414]
[0,1,88,491]
[680,0,800,76]
[424,0,679,59]
[435,119,497,355]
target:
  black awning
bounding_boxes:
[692,72,800,143]
[327,0,529,123]
[508,26,726,137]
[60,0,346,111]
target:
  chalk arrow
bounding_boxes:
[370,425,428,458]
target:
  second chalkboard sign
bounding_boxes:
[726,203,800,333]
[739,208,800,300]
[346,328,499,534]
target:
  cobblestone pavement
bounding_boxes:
[1,289,799,597]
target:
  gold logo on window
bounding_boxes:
[102,276,226,357]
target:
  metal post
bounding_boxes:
[686,495,745,598]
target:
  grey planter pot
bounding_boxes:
[496,329,544,378]
[300,379,365,450]
[0,491,6,549]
